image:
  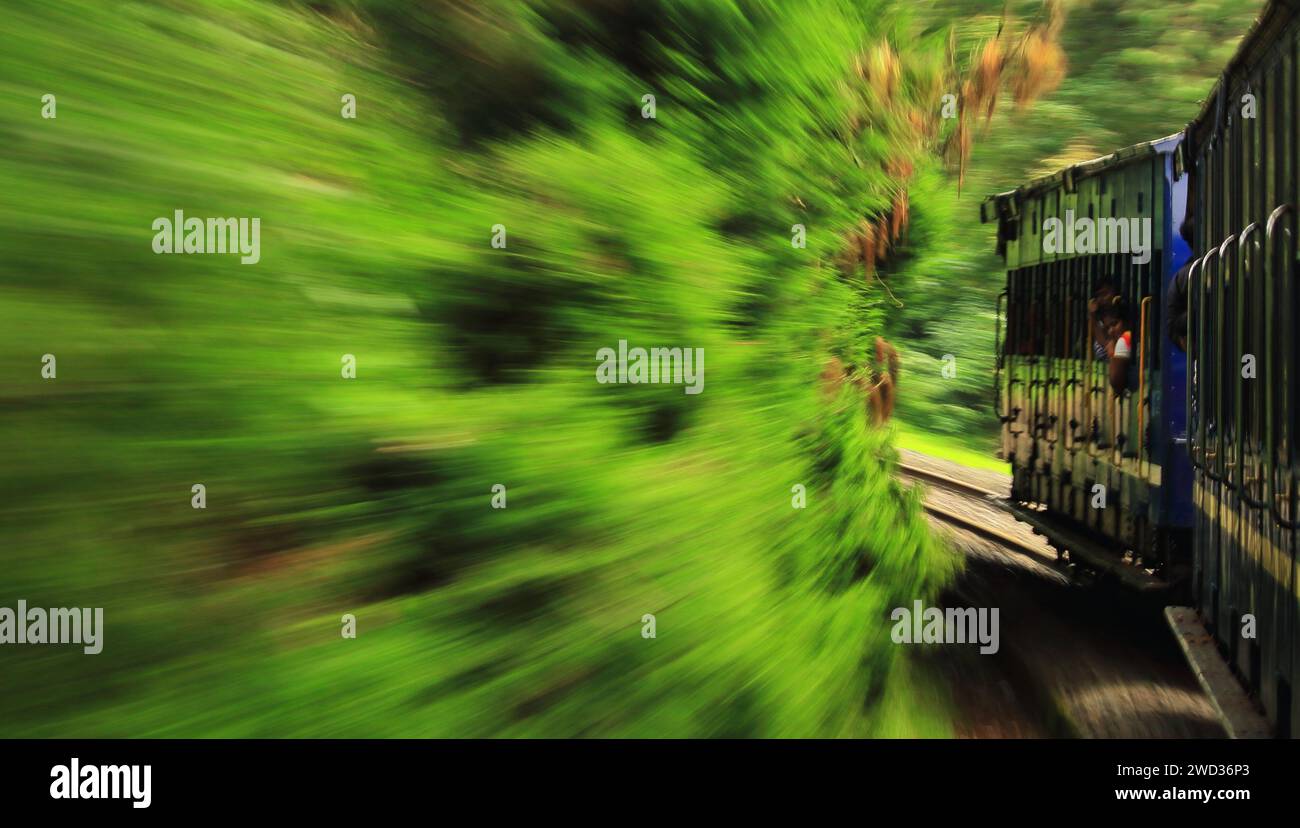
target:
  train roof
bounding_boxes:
[978,133,1180,225]
[1187,0,1299,148]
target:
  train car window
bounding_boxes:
[1115,252,1129,325]
[1211,120,1225,471]
[1063,259,1073,360]
[1034,263,1046,356]
[1251,72,1266,467]
[1026,266,1035,354]
[1281,48,1295,475]
[1017,267,1026,356]
[1011,267,1034,356]
[1224,242,1237,472]
[1055,259,1066,360]
[1006,269,1019,357]
[1040,262,1050,366]
[1064,259,1075,360]
[1242,235,1255,442]
[1041,261,1052,359]
[1260,63,1276,472]
[1020,268,1030,359]
[1192,155,1206,455]
[1078,258,1088,359]
[1210,251,1221,462]
[1083,262,1092,364]
[1209,88,1233,609]
[1231,99,1244,478]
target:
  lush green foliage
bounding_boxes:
[0,0,958,736]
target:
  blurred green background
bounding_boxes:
[0,0,1264,736]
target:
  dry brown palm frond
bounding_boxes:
[820,356,848,401]
[886,155,914,181]
[867,40,902,104]
[967,38,1006,127]
[859,220,877,279]
[1011,28,1066,107]
[935,0,1068,192]
[1010,0,1067,108]
[947,114,973,193]
[907,107,931,140]
[891,191,909,241]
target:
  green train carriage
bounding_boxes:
[982,135,1191,588]
[983,0,1300,738]
[1183,0,1299,739]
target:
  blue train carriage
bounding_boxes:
[1180,0,1298,738]
[981,135,1193,590]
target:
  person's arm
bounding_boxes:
[1108,353,1128,394]
[1108,332,1132,394]
[1091,316,1109,353]
[1088,300,1111,356]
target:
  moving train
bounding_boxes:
[982,0,1298,738]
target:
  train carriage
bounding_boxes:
[1182,0,1298,739]
[981,135,1193,585]
[984,0,1300,738]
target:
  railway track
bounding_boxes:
[896,461,1051,564]
[896,461,998,499]
[899,458,1172,593]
